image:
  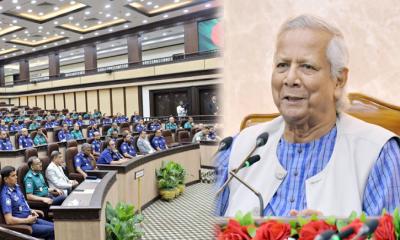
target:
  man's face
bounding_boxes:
[74,125,79,130]
[5,171,17,186]
[124,134,131,142]
[94,133,100,140]
[0,132,6,139]
[271,28,340,125]
[155,130,161,137]
[83,147,92,156]
[169,117,174,123]
[31,158,42,172]
[55,154,64,165]
[22,129,28,136]
[63,125,68,130]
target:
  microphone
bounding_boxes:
[216,132,269,196]
[330,227,355,240]
[233,155,261,172]
[314,230,336,240]
[351,219,379,240]
[218,136,233,152]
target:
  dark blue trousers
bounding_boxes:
[49,193,66,206]
[31,218,54,240]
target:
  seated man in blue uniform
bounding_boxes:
[120,132,137,159]
[216,15,400,217]
[57,124,73,142]
[1,166,55,240]
[102,117,112,125]
[62,115,73,126]
[75,116,84,126]
[135,119,146,132]
[24,157,66,206]
[97,139,129,165]
[130,111,142,123]
[19,128,34,149]
[0,131,13,150]
[10,119,22,132]
[149,120,161,131]
[107,123,119,136]
[0,120,9,131]
[151,130,168,151]
[88,124,100,138]
[91,132,102,157]
[74,143,96,179]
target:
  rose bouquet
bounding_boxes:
[216,209,400,240]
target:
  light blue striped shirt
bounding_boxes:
[216,126,400,216]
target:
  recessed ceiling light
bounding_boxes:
[65,39,70,43]
[53,21,58,25]
[147,2,152,5]
[43,36,47,39]
[79,35,84,39]
[143,37,147,40]
[68,16,74,20]
[108,28,113,32]
[38,30,42,33]
[205,3,211,7]
[163,14,168,18]
[32,48,36,51]
[54,6,59,10]
[154,5,159,9]
[142,19,148,24]
[38,26,43,29]
[106,13,111,18]
[124,24,129,28]
[2,38,6,41]
[12,20,18,24]
[174,0,180,2]
[60,31,65,35]
[30,0,36,4]
[46,31,50,35]
[113,16,118,20]
[12,0,18,4]
[24,30,28,34]
[43,45,47,48]
[22,51,25,53]
[28,9,33,13]
[54,42,58,46]
[12,34,17,38]
[39,12,44,16]
[99,11,103,15]
[183,9,189,13]
[24,38,27,40]
[0,6,3,10]
[12,53,16,56]
[83,25,87,28]
[111,44,114,47]
[162,32,167,36]
[16,5,21,10]
[125,12,131,17]
[84,11,90,15]
[94,32,98,35]
[97,47,101,50]
[4,55,7,58]
[97,21,102,24]
[70,1,76,4]
[12,45,16,48]
[105,4,111,8]
[75,22,80,26]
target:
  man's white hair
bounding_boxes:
[277,14,349,110]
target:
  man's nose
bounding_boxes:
[284,65,300,87]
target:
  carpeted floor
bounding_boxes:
[141,183,215,240]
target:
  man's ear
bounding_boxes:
[334,67,348,99]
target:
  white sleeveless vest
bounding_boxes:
[224,113,398,217]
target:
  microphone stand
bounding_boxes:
[216,146,258,195]
[229,170,264,217]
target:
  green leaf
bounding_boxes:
[247,226,256,238]
[290,228,298,236]
[297,216,309,227]
[289,219,297,229]
[310,213,318,221]
[234,211,244,222]
[348,211,357,222]
[325,215,336,226]
[360,212,367,223]
[381,208,387,216]
[336,219,348,231]
[393,208,400,239]
[240,212,254,226]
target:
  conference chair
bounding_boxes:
[119,122,130,133]
[65,147,84,183]
[66,140,78,148]
[177,130,191,143]
[162,130,180,148]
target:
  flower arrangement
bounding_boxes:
[216,209,400,240]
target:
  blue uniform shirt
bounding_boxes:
[97,149,123,164]
[88,129,99,138]
[151,136,167,150]
[0,139,13,150]
[19,135,33,148]
[150,123,161,131]
[89,119,96,126]
[10,124,21,132]
[92,140,102,154]
[135,124,146,133]
[114,117,127,124]
[0,125,8,131]
[74,152,94,171]
[102,118,112,125]
[75,120,83,126]
[63,119,73,126]
[58,130,73,142]
[120,142,136,157]
[1,184,31,218]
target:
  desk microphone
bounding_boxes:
[218,136,233,152]
[315,227,355,240]
[216,132,269,196]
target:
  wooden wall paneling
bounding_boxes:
[64,92,75,112]
[127,35,142,64]
[48,52,60,77]
[111,88,124,116]
[84,44,97,73]
[184,21,199,54]
[75,91,86,112]
[28,96,35,107]
[0,65,4,87]
[10,98,18,106]
[45,94,54,110]
[19,60,29,83]
[87,90,98,113]
[54,94,64,110]
[36,95,45,109]
[125,86,139,117]
[99,89,111,116]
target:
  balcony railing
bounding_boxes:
[4,50,220,87]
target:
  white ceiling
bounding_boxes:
[0,0,216,59]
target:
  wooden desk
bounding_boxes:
[199,141,218,168]
[51,170,118,240]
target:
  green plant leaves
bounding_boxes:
[105,201,144,240]
[156,161,186,189]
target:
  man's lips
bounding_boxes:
[282,95,305,101]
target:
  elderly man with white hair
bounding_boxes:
[216,15,400,217]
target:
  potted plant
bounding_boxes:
[105,202,144,240]
[172,162,186,195]
[156,161,179,200]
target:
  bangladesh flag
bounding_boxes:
[198,18,222,52]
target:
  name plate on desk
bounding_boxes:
[135,169,144,179]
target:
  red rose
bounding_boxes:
[217,219,251,240]
[254,220,291,240]
[374,214,395,240]
[341,219,365,240]
[299,220,336,240]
